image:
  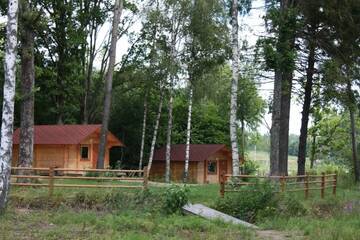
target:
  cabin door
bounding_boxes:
[219,160,227,181]
[92,144,98,169]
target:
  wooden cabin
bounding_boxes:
[150,144,232,184]
[12,125,124,169]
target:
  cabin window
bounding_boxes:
[208,161,217,174]
[80,146,89,160]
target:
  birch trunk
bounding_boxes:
[147,90,164,176]
[165,27,177,183]
[0,0,19,211]
[18,0,35,180]
[165,90,173,183]
[297,38,315,176]
[309,133,316,169]
[183,87,193,183]
[229,0,240,176]
[138,94,147,171]
[97,0,123,169]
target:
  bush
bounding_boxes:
[277,194,307,217]
[163,185,190,214]
[214,182,276,223]
[241,160,259,175]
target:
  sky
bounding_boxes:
[0,0,303,135]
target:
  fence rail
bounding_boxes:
[11,166,148,197]
[220,172,337,199]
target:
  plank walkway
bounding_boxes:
[182,203,259,229]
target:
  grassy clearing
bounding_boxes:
[248,150,299,174]
[2,177,360,240]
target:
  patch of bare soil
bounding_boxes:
[256,230,304,240]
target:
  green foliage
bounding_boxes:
[214,182,275,222]
[163,185,190,214]
[241,160,259,175]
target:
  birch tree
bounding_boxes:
[182,0,229,182]
[0,0,19,211]
[138,94,147,171]
[229,0,240,176]
[97,0,123,168]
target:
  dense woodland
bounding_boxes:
[0,0,360,210]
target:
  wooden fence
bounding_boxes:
[220,172,337,199]
[11,166,149,197]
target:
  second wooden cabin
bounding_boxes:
[150,144,232,184]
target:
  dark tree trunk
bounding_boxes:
[347,81,360,182]
[97,0,123,169]
[240,119,245,161]
[309,133,316,169]
[270,0,296,176]
[18,1,35,180]
[297,40,315,176]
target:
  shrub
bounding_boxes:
[163,185,190,214]
[277,194,307,217]
[84,171,100,177]
[241,160,259,175]
[214,181,276,223]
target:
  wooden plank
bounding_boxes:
[52,176,143,181]
[53,184,142,188]
[11,175,50,179]
[11,167,49,171]
[54,168,143,173]
[183,203,258,229]
[11,183,49,187]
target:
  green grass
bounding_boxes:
[248,150,304,174]
[2,177,360,239]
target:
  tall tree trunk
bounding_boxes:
[230,0,240,176]
[165,90,174,183]
[0,0,19,211]
[97,0,123,169]
[165,26,178,183]
[183,86,193,183]
[297,39,315,176]
[309,133,316,169]
[240,119,245,161]
[18,0,35,180]
[138,94,147,171]
[270,0,296,176]
[147,89,164,176]
[347,81,360,182]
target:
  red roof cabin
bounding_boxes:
[150,144,232,184]
[12,125,124,169]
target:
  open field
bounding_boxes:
[1,176,360,240]
[248,150,300,174]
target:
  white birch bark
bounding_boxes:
[97,0,123,168]
[138,94,147,171]
[229,0,240,176]
[165,24,178,183]
[183,86,193,183]
[147,89,164,176]
[0,0,19,210]
[165,89,173,183]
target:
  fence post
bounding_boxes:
[333,172,337,197]
[143,166,148,190]
[321,172,325,199]
[48,166,55,198]
[280,175,285,193]
[220,171,225,198]
[305,173,309,199]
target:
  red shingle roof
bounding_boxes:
[153,144,229,162]
[13,124,113,145]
